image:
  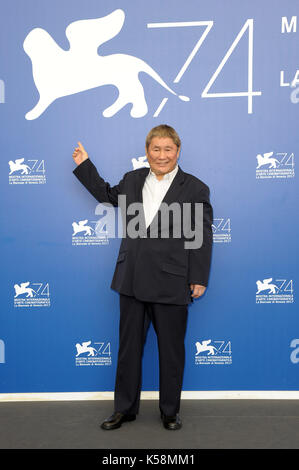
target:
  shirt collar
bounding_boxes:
[148,163,179,181]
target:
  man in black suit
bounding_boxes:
[72,124,213,430]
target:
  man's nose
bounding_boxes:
[158,151,168,159]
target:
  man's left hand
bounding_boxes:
[190,284,206,298]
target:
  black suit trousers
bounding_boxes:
[114,293,188,417]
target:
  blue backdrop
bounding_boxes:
[0,0,298,393]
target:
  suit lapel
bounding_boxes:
[134,165,186,235]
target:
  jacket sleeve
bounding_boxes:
[187,184,213,287]
[73,158,127,207]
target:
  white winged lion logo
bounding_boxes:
[23,9,189,120]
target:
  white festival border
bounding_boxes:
[0,391,299,402]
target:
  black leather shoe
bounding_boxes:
[100,411,136,430]
[160,412,182,430]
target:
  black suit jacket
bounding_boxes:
[73,158,213,305]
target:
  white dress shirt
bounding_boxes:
[142,164,179,228]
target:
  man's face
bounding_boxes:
[146,136,180,178]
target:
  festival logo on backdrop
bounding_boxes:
[256,277,294,304]
[212,218,231,243]
[23,9,265,120]
[8,158,46,184]
[13,281,50,307]
[75,340,112,366]
[194,339,232,365]
[255,151,295,179]
[72,216,109,246]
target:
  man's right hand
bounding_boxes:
[72,141,89,166]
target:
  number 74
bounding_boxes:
[148,18,261,115]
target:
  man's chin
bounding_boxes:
[154,166,170,174]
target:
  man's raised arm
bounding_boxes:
[72,141,127,207]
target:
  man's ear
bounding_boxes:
[177,146,181,158]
